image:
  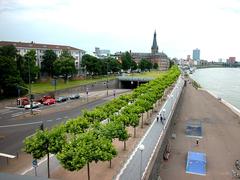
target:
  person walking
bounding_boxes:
[156,114,159,122]
[160,114,164,125]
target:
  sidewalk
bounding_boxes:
[159,81,240,180]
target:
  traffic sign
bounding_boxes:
[32,159,38,167]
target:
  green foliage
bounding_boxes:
[41,49,57,77]
[22,50,40,83]
[153,63,158,69]
[23,65,181,174]
[0,45,17,58]
[139,59,153,71]
[121,51,132,71]
[24,130,49,159]
[81,54,102,75]
[0,55,26,97]
[65,117,90,134]
[57,131,117,172]
[53,51,76,83]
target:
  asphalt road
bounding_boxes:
[0,90,127,155]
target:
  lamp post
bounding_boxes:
[106,62,109,96]
[139,144,145,180]
[28,57,33,115]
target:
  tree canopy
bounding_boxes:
[41,49,57,77]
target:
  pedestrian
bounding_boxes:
[156,114,159,122]
[196,139,199,146]
[160,114,164,125]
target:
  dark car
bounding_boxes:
[69,94,80,100]
[56,96,68,102]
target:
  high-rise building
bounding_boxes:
[192,48,200,61]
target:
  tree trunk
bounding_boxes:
[109,160,112,168]
[134,127,136,138]
[47,153,50,178]
[141,113,144,128]
[124,141,126,151]
[87,163,90,180]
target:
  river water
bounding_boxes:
[190,68,240,109]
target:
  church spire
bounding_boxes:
[151,30,158,54]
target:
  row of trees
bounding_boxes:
[24,66,180,179]
[0,45,77,97]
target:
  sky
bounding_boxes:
[0,0,240,61]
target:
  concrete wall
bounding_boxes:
[146,78,184,180]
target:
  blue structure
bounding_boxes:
[186,151,206,176]
[193,48,200,61]
[186,121,202,138]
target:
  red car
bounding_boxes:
[43,98,56,105]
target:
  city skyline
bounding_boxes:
[1,0,240,61]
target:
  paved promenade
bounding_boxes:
[160,81,240,180]
[115,77,184,180]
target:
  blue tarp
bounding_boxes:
[186,151,206,176]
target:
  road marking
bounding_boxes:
[11,112,26,117]
[0,121,43,128]
[0,110,13,115]
[47,119,53,122]
[5,107,21,110]
[56,117,62,121]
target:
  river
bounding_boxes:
[190,68,240,110]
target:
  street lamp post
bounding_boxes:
[106,62,109,96]
[139,144,145,180]
[28,58,33,115]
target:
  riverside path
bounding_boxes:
[159,79,240,180]
[115,77,184,180]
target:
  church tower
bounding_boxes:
[151,31,158,54]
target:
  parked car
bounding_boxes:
[69,94,80,100]
[37,96,54,104]
[43,98,56,105]
[17,97,29,108]
[24,102,41,109]
[56,96,68,102]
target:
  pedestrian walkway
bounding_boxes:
[160,80,240,180]
[115,77,184,180]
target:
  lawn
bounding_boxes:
[131,70,166,79]
[31,76,116,94]
[31,71,165,94]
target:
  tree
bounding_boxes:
[139,59,153,71]
[24,125,66,178]
[57,131,117,180]
[81,54,102,75]
[41,49,57,77]
[153,63,158,69]
[0,55,26,97]
[121,52,132,71]
[53,50,76,83]
[21,50,40,83]
[0,45,17,58]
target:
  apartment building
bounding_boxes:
[0,41,86,75]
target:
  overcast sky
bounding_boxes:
[0,0,240,61]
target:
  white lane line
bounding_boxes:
[47,119,53,122]
[5,107,20,110]
[0,121,43,128]
[1,110,13,115]
[11,112,25,117]
[21,154,55,175]
[56,117,62,121]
